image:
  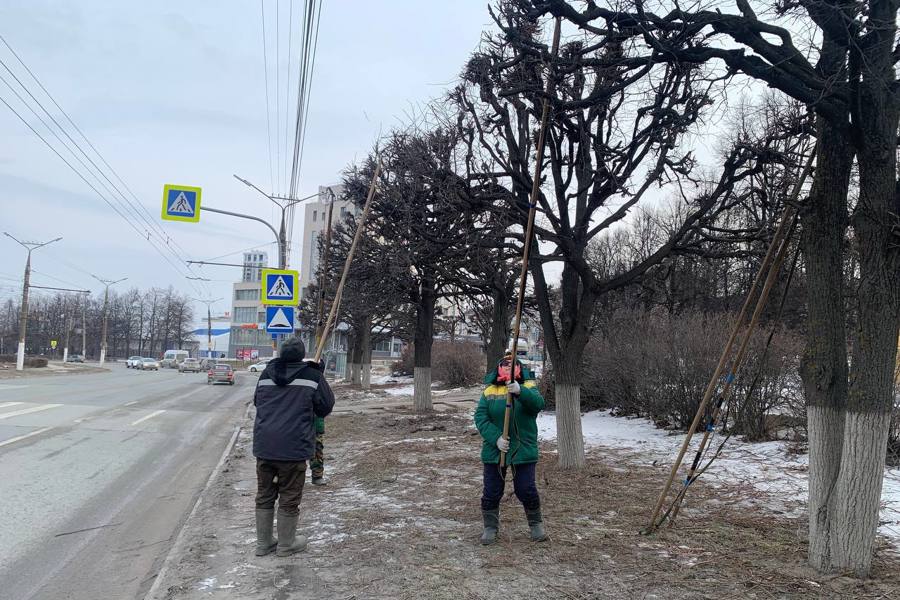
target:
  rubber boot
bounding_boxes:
[311,476,327,486]
[526,508,547,542]
[254,508,277,556]
[275,511,308,557]
[480,508,499,545]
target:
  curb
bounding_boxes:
[143,424,242,600]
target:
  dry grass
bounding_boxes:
[313,408,900,599]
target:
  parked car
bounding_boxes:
[66,354,84,363]
[207,364,234,385]
[179,358,202,373]
[248,360,270,373]
[140,358,160,371]
[126,356,142,368]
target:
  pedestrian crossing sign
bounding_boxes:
[261,269,298,306]
[161,184,202,222]
[265,306,295,334]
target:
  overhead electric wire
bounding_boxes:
[0,37,211,296]
[0,35,202,271]
[285,0,324,253]
[275,0,282,195]
[0,93,206,298]
[285,0,294,200]
[260,0,276,195]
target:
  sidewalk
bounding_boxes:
[150,384,900,600]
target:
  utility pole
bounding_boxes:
[91,274,127,366]
[193,298,222,360]
[4,232,62,371]
[63,310,71,363]
[81,294,87,358]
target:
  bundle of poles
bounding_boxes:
[644,147,816,533]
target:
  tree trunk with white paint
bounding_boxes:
[412,281,437,413]
[344,334,355,382]
[554,383,585,469]
[828,95,900,574]
[359,320,372,390]
[413,366,432,413]
[800,119,853,572]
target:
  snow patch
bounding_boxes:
[538,410,900,550]
[384,385,414,396]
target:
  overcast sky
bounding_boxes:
[0,1,494,318]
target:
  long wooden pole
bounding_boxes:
[313,157,382,363]
[500,17,562,468]
[645,150,815,531]
[665,210,798,525]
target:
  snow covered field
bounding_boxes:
[538,410,900,551]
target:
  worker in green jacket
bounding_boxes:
[474,354,547,545]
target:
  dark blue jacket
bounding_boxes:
[253,359,334,461]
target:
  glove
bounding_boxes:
[507,381,521,396]
[496,437,510,452]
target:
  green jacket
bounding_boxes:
[474,366,544,465]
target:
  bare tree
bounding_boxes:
[535,0,900,576]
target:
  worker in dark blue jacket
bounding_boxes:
[253,336,334,557]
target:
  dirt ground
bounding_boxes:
[153,383,900,600]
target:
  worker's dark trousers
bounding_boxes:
[481,462,540,511]
[256,459,306,516]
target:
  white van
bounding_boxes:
[161,349,189,369]
[508,338,530,362]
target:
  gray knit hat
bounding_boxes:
[280,336,306,362]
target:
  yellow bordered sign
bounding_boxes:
[261,268,299,306]
[161,184,202,222]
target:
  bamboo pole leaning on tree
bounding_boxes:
[500,17,562,468]
[313,157,382,363]
[644,150,815,532]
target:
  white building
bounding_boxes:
[298,184,359,299]
[189,313,231,359]
[228,251,277,359]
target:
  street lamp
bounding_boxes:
[4,232,62,371]
[90,274,127,366]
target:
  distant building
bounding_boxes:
[188,312,231,359]
[228,251,279,359]
[298,184,359,300]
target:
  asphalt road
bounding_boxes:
[0,363,252,600]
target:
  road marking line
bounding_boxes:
[0,401,25,410]
[130,409,166,426]
[0,403,63,420]
[0,427,53,448]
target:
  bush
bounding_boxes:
[581,308,802,440]
[431,341,484,387]
[391,345,414,376]
[0,354,48,368]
